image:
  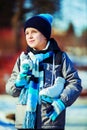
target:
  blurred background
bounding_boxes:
[0,0,87,130]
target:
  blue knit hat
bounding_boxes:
[24,13,53,40]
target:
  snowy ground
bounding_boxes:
[0,94,87,130]
[0,95,17,130]
[65,97,87,130]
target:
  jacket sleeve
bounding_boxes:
[60,52,82,107]
[6,57,22,97]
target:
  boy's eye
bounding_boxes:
[25,31,29,35]
[32,30,37,33]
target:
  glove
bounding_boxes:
[39,77,65,98]
[15,59,32,87]
[20,59,32,75]
[46,99,65,121]
[40,95,53,104]
[15,74,28,87]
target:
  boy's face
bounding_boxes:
[25,28,47,50]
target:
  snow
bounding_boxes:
[0,95,17,130]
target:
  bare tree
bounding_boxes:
[30,0,59,14]
[11,0,25,52]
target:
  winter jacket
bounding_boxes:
[6,38,82,129]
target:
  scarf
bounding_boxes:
[18,51,53,129]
